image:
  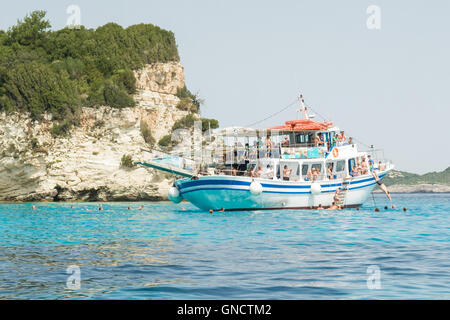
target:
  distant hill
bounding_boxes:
[383,167,450,186]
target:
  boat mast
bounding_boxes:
[299,95,309,120]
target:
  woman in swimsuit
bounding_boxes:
[372,171,392,201]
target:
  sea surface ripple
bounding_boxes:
[0,193,448,299]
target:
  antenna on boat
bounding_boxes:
[299,94,309,120]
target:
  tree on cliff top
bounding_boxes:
[5,10,50,47]
[0,11,180,131]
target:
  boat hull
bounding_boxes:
[175,170,390,211]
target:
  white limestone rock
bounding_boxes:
[0,62,190,202]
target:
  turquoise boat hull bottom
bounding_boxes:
[174,171,389,211]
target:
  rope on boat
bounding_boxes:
[371,191,377,207]
[245,99,298,128]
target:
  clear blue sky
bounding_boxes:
[1,0,449,173]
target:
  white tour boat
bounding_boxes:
[138,96,394,211]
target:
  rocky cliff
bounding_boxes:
[0,62,189,202]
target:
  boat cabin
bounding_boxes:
[212,118,373,182]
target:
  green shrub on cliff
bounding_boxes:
[140,121,156,146]
[158,135,172,147]
[120,154,134,168]
[172,114,197,131]
[175,86,202,113]
[176,97,194,112]
[201,118,219,132]
[172,114,220,133]
[51,120,73,137]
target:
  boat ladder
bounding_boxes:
[335,177,352,207]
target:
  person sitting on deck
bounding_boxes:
[309,168,316,181]
[263,164,274,179]
[283,165,292,181]
[351,166,360,177]
[378,161,386,171]
[281,137,290,147]
[361,156,368,175]
[340,131,347,145]
[331,134,338,147]
[348,137,353,145]
[313,167,322,181]
[368,155,374,171]
[327,164,334,180]
[231,164,238,176]
[252,166,263,178]
[305,169,313,181]
[314,134,323,147]
[265,136,273,157]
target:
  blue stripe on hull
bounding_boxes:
[177,173,386,195]
[179,181,378,195]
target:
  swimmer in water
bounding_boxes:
[328,202,339,210]
[98,204,103,211]
[138,205,143,210]
[128,206,133,210]
[32,205,36,210]
[317,204,324,210]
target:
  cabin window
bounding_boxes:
[281,162,299,181]
[348,158,356,172]
[311,163,322,173]
[302,164,309,176]
[336,160,345,172]
[295,133,311,144]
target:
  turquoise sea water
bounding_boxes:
[0,193,448,299]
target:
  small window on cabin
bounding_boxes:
[326,161,334,171]
[295,134,304,144]
[336,160,345,172]
[311,163,322,173]
[348,158,356,172]
[302,164,309,176]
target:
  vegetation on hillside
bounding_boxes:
[0,10,220,144]
[120,154,134,168]
[0,11,179,131]
[140,121,155,146]
[383,167,450,186]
